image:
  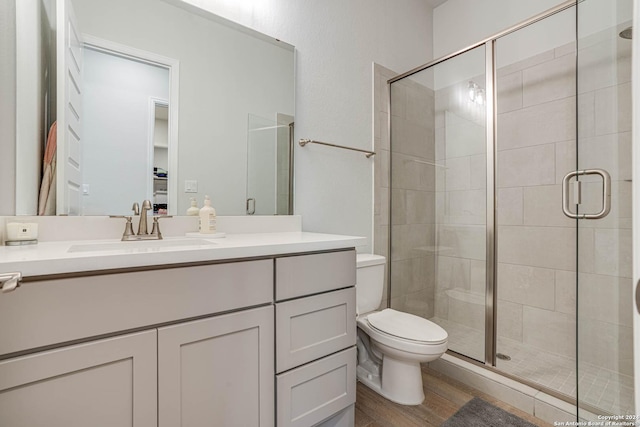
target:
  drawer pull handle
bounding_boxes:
[0,272,22,293]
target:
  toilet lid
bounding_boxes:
[367,309,448,344]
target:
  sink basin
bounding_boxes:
[68,238,217,253]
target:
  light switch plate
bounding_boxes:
[184,180,198,193]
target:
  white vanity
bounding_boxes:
[0,230,364,427]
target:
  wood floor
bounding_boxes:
[354,366,554,427]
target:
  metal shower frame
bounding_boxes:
[386,0,577,402]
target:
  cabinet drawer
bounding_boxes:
[276,287,356,372]
[0,259,273,356]
[276,250,356,301]
[276,347,356,427]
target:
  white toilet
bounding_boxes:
[355,254,448,405]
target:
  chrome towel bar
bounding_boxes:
[299,139,376,158]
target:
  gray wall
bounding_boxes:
[0,1,16,215]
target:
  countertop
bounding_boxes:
[0,232,366,278]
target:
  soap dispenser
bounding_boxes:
[199,195,216,234]
[186,198,199,216]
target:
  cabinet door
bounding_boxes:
[158,305,274,427]
[0,330,157,427]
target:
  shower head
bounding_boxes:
[619,26,632,39]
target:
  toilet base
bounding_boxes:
[356,356,425,406]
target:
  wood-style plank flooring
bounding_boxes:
[355,366,554,427]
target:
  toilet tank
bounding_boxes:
[356,254,386,315]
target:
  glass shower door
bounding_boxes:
[493,6,578,397]
[576,0,634,417]
[389,45,487,362]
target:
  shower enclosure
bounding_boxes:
[387,0,633,418]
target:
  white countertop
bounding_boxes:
[0,232,366,278]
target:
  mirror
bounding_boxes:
[8,0,295,216]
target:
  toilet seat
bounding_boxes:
[366,309,447,345]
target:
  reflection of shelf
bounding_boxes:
[154,176,168,180]
[413,246,455,255]
[445,288,484,305]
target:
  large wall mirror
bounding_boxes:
[7,0,295,216]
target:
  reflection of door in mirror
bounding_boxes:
[80,46,170,215]
[246,113,293,216]
[152,103,169,215]
[56,0,83,216]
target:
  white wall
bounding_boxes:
[82,48,169,215]
[0,0,16,216]
[432,0,576,92]
[434,0,633,61]
[176,0,434,251]
[15,0,54,215]
[433,0,568,58]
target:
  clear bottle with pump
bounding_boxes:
[186,198,199,216]
[199,195,217,234]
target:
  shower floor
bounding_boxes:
[430,317,633,416]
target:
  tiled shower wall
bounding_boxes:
[493,29,632,379]
[493,43,578,360]
[433,75,487,340]
[373,64,437,317]
[576,28,632,377]
[373,64,394,309]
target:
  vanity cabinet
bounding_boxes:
[0,247,357,427]
[0,330,157,427]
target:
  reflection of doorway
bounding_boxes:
[150,101,169,214]
[79,36,179,215]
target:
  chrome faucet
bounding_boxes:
[110,200,172,241]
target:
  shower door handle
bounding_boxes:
[246,198,256,215]
[562,169,611,219]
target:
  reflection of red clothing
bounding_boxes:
[38,121,57,215]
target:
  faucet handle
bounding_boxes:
[150,216,173,240]
[109,216,135,240]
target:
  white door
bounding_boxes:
[56,0,83,215]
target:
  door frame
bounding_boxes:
[82,34,180,215]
